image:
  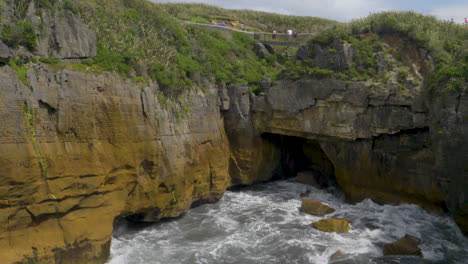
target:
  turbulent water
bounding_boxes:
[108,180,468,264]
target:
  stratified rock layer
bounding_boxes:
[0,1,466,263]
[225,78,467,233]
[0,66,230,263]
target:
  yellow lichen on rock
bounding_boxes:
[311,219,351,233]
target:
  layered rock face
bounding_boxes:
[0,2,466,263]
[225,77,467,232]
[0,66,230,263]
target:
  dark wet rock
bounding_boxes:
[296,170,330,189]
[0,40,13,62]
[300,198,335,216]
[383,234,422,257]
[311,219,351,233]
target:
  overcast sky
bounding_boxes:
[151,0,468,23]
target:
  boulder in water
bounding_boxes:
[300,198,335,216]
[383,234,422,257]
[330,250,344,261]
[311,219,350,233]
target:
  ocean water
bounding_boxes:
[108,180,468,264]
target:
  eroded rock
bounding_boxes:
[300,198,335,216]
[311,219,351,233]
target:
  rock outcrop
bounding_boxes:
[0,0,96,59]
[224,76,467,233]
[0,65,230,263]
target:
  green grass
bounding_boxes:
[74,0,287,96]
[39,57,60,64]
[342,12,467,92]
[8,58,29,86]
[303,11,467,92]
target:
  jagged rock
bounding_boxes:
[383,234,422,257]
[311,219,351,233]
[308,40,354,70]
[0,40,13,62]
[218,83,230,111]
[259,77,272,92]
[374,53,388,74]
[23,4,96,59]
[300,198,335,216]
[253,42,270,59]
[296,45,309,60]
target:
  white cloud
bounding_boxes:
[430,4,468,24]
[152,0,394,21]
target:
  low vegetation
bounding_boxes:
[1,20,36,51]
[304,11,468,92]
[75,0,285,96]
[1,0,465,95]
[160,3,340,34]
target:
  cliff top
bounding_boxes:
[0,0,466,96]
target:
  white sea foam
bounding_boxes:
[107,180,468,264]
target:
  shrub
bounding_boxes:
[1,20,37,51]
[63,0,78,13]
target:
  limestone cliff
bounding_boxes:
[225,60,467,237]
[0,1,466,263]
[0,64,231,263]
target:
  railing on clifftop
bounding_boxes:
[178,20,314,47]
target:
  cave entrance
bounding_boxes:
[262,133,336,189]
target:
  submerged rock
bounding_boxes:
[300,198,335,216]
[299,189,311,197]
[383,234,422,257]
[330,250,344,261]
[311,219,351,233]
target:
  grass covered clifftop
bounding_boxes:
[64,1,468,95]
[1,0,466,95]
[298,11,468,93]
[76,0,284,96]
[159,3,341,33]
